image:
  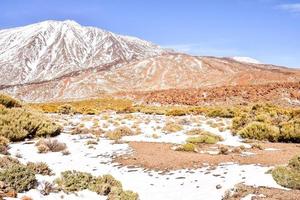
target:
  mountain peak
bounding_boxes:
[0,20,166,86]
[33,19,80,28]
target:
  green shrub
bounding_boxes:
[55,171,94,192]
[288,155,300,170]
[106,126,134,140]
[55,170,138,199]
[0,93,22,108]
[162,122,183,133]
[58,104,75,114]
[108,187,139,200]
[279,119,300,143]
[272,155,300,189]
[0,164,37,192]
[175,143,197,152]
[231,103,300,143]
[0,107,61,142]
[238,122,280,142]
[26,162,52,176]
[89,174,122,195]
[272,166,300,189]
[186,132,223,144]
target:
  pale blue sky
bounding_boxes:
[0,0,300,68]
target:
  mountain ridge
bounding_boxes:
[0,20,299,102]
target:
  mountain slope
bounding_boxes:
[3,53,300,102]
[0,20,299,102]
[0,20,166,86]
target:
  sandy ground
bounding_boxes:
[116,142,300,170]
[225,184,300,200]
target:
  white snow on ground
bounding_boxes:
[6,113,283,199]
[5,189,106,200]
[67,112,249,147]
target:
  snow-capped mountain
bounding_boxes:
[1,20,300,102]
[0,20,166,86]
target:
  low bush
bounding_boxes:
[36,138,67,153]
[162,122,183,133]
[238,122,280,142]
[55,170,138,199]
[108,188,139,200]
[175,143,197,152]
[219,146,229,155]
[106,126,135,140]
[55,171,94,192]
[186,132,223,144]
[251,143,263,150]
[58,104,75,114]
[26,162,52,176]
[0,93,22,108]
[0,107,61,142]
[272,155,300,189]
[279,119,300,143]
[0,164,37,192]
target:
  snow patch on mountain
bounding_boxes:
[232,57,261,64]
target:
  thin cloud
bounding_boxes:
[276,3,300,13]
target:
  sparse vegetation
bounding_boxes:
[30,98,133,114]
